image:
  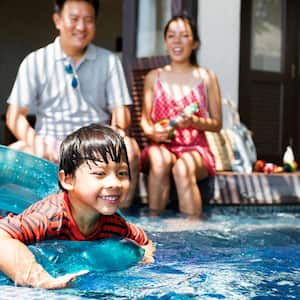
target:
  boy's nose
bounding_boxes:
[103,173,123,188]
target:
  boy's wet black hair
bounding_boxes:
[163,14,200,66]
[54,0,99,17]
[59,124,130,190]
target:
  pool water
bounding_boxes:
[1,205,300,299]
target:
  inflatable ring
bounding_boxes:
[0,145,59,214]
[0,146,144,274]
[29,239,145,274]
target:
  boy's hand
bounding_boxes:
[141,240,155,264]
[36,270,89,289]
[0,231,89,290]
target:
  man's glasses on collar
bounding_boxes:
[64,64,79,88]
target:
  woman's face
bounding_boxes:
[165,19,198,64]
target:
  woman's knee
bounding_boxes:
[172,157,193,177]
[148,147,173,171]
[173,152,208,181]
[172,159,198,188]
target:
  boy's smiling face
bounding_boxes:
[60,155,130,216]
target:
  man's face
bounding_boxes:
[53,1,96,54]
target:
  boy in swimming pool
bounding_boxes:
[0,124,155,289]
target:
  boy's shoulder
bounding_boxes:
[23,191,66,216]
[100,211,126,223]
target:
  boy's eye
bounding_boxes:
[92,171,105,176]
[118,169,129,177]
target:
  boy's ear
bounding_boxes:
[58,170,74,191]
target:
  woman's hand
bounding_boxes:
[176,114,206,130]
[176,114,195,128]
[150,124,173,143]
[141,240,155,264]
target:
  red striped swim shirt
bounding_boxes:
[0,192,149,246]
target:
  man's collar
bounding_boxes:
[54,37,66,61]
[54,36,97,61]
[84,43,97,61]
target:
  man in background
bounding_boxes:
[6,0,140,207]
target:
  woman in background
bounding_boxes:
[140,15,222,218]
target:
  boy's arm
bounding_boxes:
[140,239,155,264]
[0,229,79,289]
[125,221,149,245]
[125,222,155,263]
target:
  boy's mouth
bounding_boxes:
[99,195,119,204]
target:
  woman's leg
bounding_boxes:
[147,145,175,215]
[172,151,208,217]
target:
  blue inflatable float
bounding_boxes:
[0,145,59,213]
[0,146,144,276]
[29,239,145,275]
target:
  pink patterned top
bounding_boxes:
[141,71,216,176]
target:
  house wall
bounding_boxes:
[198,0,241,107]
[0,1,54,144]
[0,0,242,143]
[0,0,122,144]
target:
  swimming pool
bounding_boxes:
[1,205,299,299]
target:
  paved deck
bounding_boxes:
[206,171,300,205]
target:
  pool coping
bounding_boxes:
[206,171,300,205]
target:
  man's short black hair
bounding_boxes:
[54,0,99,17]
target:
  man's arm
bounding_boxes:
[6,104,57,162]
[106,52,132,137]
[111,105,131,137]
[6,104,36,148]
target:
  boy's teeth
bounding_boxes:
[102,195,118,201]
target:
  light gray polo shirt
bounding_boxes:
[7,37,132,139]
